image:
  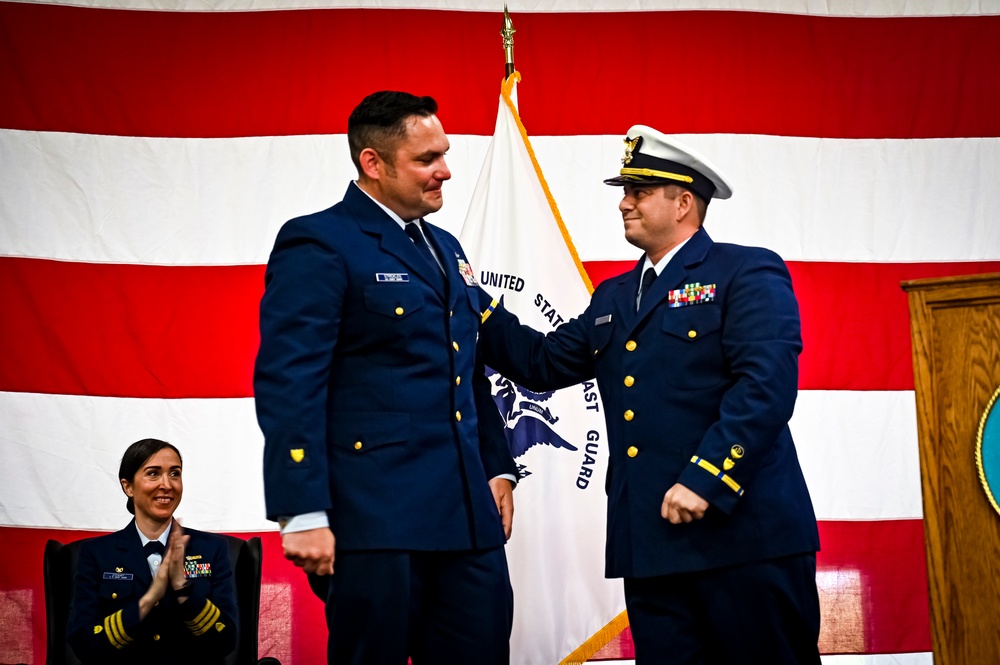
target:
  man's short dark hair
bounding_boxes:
[663,183,709,225]
[348,91,438,170]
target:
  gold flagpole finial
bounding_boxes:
[502,4,516,78]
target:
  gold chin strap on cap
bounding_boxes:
[619,167,694,184]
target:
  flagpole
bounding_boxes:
[502,4,515,78]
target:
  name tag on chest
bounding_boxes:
[103,572,133,580]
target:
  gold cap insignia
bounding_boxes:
[730,444,745,459]
[115,567,123,573]
[290,448,305,463]
[622,136,641,165]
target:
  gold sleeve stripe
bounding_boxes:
[619,167,695,184]
[186,599,222,636]
[101,615,117,648]
[113,609,133,647]
[690,456,745,496]
[103,609,132,649]
[481,298,499,324]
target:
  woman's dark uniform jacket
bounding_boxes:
[479,227,820,579]
[67,521,238,664]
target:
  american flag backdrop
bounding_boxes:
[2,1,1000,663]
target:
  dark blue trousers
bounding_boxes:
[323,547,512,665]
[624,553,821,665]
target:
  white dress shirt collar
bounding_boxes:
[353,181,414,232]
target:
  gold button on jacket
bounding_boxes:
[624,409,634,421]
[627,446,638,458]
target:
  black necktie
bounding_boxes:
[405,222,446,293]
[144,540,165,557]
[405,222,440,271]
[638,267,657,310]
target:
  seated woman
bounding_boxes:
[68,438,238,663]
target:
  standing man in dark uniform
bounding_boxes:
[479,126,821,664]
[254,91,517,664]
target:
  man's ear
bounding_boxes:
[358,147,382,180]
[675,189,695,223]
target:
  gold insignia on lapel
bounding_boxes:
[622,136,641,165]
[290,449,305,463]
[115,567,123,573]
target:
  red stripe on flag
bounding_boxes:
[4,258,1000,397]
[0,258,263,398]
[0,521,929,660]
[590,520,931,659]
[2,3,999,138]
[584,260,1000,391]
[815,520,932,655]
[0,526,325,664]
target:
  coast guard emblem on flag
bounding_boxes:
[485,366,577,478]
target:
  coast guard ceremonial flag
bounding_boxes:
[459,73,626,665]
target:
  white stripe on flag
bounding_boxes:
[0,390,922,530]
[0,391,271,532]
[792,390,922,520]
[530,134,1000,263]
[12,0,998,17]
[3,129,998,265]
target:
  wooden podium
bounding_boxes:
[902,272,1000,665]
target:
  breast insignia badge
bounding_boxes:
[457,258,478,286]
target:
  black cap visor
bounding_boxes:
[604,154,716,202]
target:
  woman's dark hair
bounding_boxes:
[119,438,182,515]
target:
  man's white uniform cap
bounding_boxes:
[604,125,733,201]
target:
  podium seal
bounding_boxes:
[977,384,1000,517]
